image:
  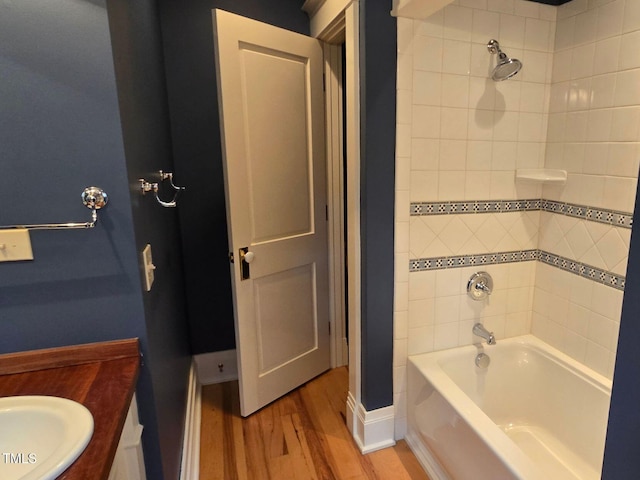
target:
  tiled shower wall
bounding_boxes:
[531,0,639,378]
[393,0,640,439]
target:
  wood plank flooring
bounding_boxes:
[199,367,430,480]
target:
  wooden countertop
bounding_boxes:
[0,339,141,480]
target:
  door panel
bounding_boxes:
[254,263,318,374]
[242,46,313,242]
[213,9,330,416]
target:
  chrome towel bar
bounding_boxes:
[0,187,108,231]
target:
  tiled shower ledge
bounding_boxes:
[409,249,625,291]
[410,199,633,229]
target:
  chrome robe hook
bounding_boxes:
[139,170,185,208]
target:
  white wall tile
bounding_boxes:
[439,139,467,170]
[614,69,640,106]
[414,36,443,72]
[434,322,461,350]
[493,111,520,140]
[575,8,599,46]
[441,107,469,139]
[444,5,473,41]
[492,141,517,170]
[618,30,640,70]
[415,12,443,38]
[590,73,616,109]
[409,270,436,300]
[522,49,550,83]
[408,325,434,354]
[596,0,625,41]
[413,71,441,106]
[489,0,515,15]
[412,105,441,138]
[555,16,576,51]
[499,13,526,49]
[610,106,640,142]
[593,36,621,75]
[409,171,439,201]
[441,74,470,108]
[519,82,546,112]
[623,0,640,34]
[411,138,440,170]
[442,39,472,75]
[472,9,500,44]
[409,298,435,327]
[539,4,557,22]
[471,44,494,78]
[438,171,466,199]
[570,43,595,79]
[397,89,413,124]
[397,123,412,157]
[525,18,553,52]
[607,143,640,178]
[465,171,492,199]
[468,109,497,140]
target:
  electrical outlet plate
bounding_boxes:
[142,244,155,292]
[0,229,34,262]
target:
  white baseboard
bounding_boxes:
[193,349,238,385]
[404,429,449,480]
[346,392,396,454]
[180,361,201,480]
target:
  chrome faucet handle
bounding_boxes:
[467,272,493,301]
[475,280,492,294]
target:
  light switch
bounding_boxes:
[0,229,34,262]
[142,244,155,292]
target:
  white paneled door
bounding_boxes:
[213,9,330,416]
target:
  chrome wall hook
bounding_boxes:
[139,171,185,208]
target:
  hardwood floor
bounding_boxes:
[199,367,430,480]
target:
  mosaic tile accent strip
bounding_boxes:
[410,199,633,229]
[536,250,625,290]
[409,249,625,291]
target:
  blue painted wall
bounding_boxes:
[360,1,397,411]
[0,1,191,479]
[602,175,640,477]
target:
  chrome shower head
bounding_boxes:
[487,39,522,81]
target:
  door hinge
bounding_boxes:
[228,251,234,263]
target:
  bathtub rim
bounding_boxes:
[407,334,613,480]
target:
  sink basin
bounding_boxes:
[0,396,94,480]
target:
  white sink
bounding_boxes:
[0,396,94,480]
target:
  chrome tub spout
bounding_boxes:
[473,323,496,345]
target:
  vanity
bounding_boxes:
[0,339,144,480]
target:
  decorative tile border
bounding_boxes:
[410,199,633,229]
[537,251,625,290]
[409,249,625,291]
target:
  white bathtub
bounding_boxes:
[406,335,612,480]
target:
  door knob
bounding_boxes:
[239,247,254,280]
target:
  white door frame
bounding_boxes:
[323,42,349,369]
[303,0,367,448]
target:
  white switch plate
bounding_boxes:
[0,229,34,262]
[142,244,155,292]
